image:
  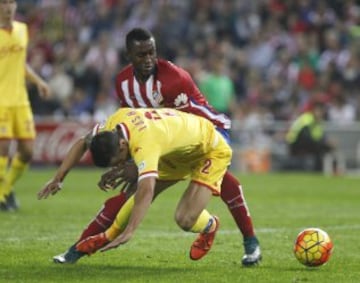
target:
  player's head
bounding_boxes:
[311,101,327,122]
[126,28,157,80]
[0,0,17,25]
[90,129,129,167]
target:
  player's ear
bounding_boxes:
[124,50,131,62]
[115,128,127,148]
[119,138,127,148]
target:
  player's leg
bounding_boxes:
[56,180,178,263]
[1,106,36,211]
[0,140,11,211]
[175,181,219,260]
[53,190,129,264]
[176,131,231,260]
[220,171,261,266]
[0,107,30,211]
[5,140,32,189]
[0,107,12,211]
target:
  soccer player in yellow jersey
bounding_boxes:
[0,0,51,211]
[38,107,232,260]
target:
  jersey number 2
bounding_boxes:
[201,159,212,174]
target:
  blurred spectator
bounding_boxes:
[93,83,119,123]
[328,94,357,125]
[13,0,359,124]
[84,31,119,79]
[286,100,336,171]
[48,64,74,111]
[64,87,93,121]
[198,56,237,117]
[245,29,276,73]
[318,29,350,72]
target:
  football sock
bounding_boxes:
[2,155,28,196]
[0,156,8,201]
[77,192,127,242]
[105,225,121,241]
[190,210,215,233]
[220,171,255,238]
[114,195,134,230]
[105,195,135,240]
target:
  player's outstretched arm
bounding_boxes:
[25,64,51,99]
[37,134,90,199]
[101,176,156,251]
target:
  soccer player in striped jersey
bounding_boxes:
[46,28,261,266]
[0,0,51,211]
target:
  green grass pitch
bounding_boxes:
[0,168,359,283]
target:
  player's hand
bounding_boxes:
[37,80,51,99]
[122,160,138,183]
[100,232,133,252]
[37,179,63,200]
[98,165,126,191]
[98,161,138,191]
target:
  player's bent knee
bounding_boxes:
[174,212,197,231]
[18,149,33,163]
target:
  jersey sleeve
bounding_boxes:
[131,143,161,181]
[115,74,127,107]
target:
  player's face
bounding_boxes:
[313,105,325,122]
[128,38,157,81]
[0,0,16,25]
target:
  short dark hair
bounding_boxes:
[126,28,153,50]
[90,131,119,167]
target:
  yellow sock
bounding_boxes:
[3,156,28,196]
[105,196,135,241]
[0,156,9,201]
[105,225,121,241]
[190,210,216,233]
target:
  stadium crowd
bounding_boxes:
[17,0,360,125]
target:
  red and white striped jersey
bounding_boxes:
[115,59,231,129]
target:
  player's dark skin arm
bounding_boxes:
[37,134,91,199]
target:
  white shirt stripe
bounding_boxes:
[145,75,158,107]
[138,172,158,182]
[133,78,147,107]
[156,80,163,105]
[92,124,100,136]
[189,101,232,129]
[117,123,129,142]
[121,80,134,108]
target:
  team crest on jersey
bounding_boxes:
[152,90,163,105]
[138,161,146,171]
[174,93,189,107]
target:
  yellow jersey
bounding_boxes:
[0,21,29,106]
[94,108,225,180]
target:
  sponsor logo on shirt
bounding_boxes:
[0,44,24,58]
[174,93,189,107]
[138,161,145,171]
[152,90,163,105]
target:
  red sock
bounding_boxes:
[77,191,127,242]
[220,171,255,238]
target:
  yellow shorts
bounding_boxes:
[158,132,232,195]
[0,106,35,140]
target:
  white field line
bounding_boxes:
[2,224,360,243]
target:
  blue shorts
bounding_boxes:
[216,127,230,144]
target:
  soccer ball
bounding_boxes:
[293,228,333,267]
